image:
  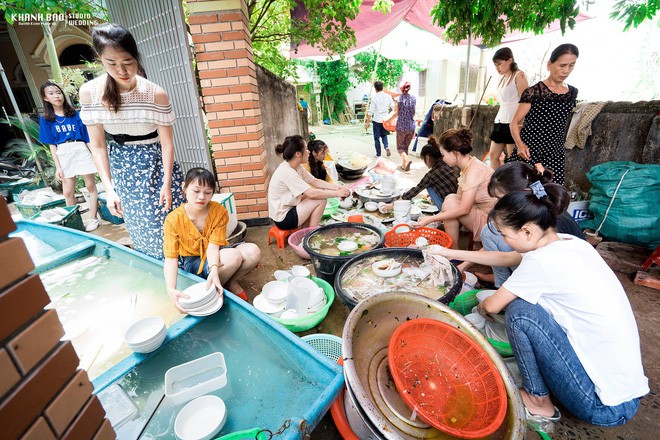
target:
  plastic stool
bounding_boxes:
[268,225,297,249]
[642,245,660,270]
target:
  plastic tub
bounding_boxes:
[384,223,453,248]
[287,227,318,260]
[333,247,462,309]
[302,223,385,285]
[15,198,67,219]
[323,198,340,218]
[272,276,334,332]
[98,192,125,224]
[164,352,228,405]
[448,289,481,315]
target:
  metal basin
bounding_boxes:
[334,248,462,309]
[342,292,526,439]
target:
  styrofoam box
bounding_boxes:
[164,352,228,405]
[213,192,237,236]
[566,200,591,222]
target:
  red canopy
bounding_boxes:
[291,0,591,58]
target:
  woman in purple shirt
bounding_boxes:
[395,82,416,171]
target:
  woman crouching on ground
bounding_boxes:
[164,168,260,310]
[268,135,350,230]
[414,128,496,249]
[433,182,648,429]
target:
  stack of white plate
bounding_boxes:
[179,283,223,317]
[125,316,167,354]
[253,280,287,316]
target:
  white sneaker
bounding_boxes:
[85,218,100,232]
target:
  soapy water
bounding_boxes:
[102,307,329,438]
[40,256,188,379]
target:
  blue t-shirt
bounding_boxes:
[38,112,90,146]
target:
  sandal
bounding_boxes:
[524,406,561,433]
[405,161,412,172]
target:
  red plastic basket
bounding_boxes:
[388,318,507,439]
[384,224,453,249]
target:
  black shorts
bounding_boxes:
[274,206,299,230]
[490,123,515,144]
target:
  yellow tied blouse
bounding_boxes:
[163,201,229,274]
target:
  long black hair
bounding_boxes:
[92,23,146,112]
[307,139,328,180]
[488,162,554,198]
[492,47,518,72]
[420,136,443,166]
[40,82,76,122]
[275,135,306,161]
[490,182,570,232]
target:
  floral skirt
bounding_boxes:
[108,140,184,260]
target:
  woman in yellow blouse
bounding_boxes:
[163,168,260,311]
[302,139,335,183]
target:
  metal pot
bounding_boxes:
[336,162,368,180]
[334,248,462,309]
[342,292,527,439]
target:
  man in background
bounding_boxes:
[365,81,394,157]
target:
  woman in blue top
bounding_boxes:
[38,82,100,231]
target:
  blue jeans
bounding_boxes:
[481,222,517,287]
[372,121,389,156]
[182,256,209,278]
[506,299,640,426]
[426,187,445,210]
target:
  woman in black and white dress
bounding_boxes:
[508,44,579,185]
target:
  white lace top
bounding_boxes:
[80,74,174,140]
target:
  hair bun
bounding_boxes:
[427,135,439,148]
[457,129,473,145]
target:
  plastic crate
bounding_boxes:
[384,223,453,248]
[98,192,124,224]
[15,198,67,219]
[33,205,85,231]
[0,180,45,203]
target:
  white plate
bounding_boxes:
[187,296,224,317]
[180,282,216,307]
[174,395,227,440]
[183,295,220,313]
[253,294,286,314]
[417,202,439,213]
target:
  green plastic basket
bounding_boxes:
[0,180,45,203]
[302,333,342,362]
[15,198,67,219]
[273,276,334,332]
[34,205,85,231]
[449,289,514,357]
[322,198,340,218]
[448,289,481,315]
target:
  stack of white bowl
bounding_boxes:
[179,282,223,316]
[253,267,326,319]
[125,316,167,354]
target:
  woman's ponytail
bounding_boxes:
[490,182,570,231]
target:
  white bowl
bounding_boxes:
[280,309,300,319]
[174,395,227,440]
[291,265,311,278]
[465,312,486,331]
[364,201,378,212]
[337,240,358,252]
[476,289,497,303]
[125,317,166,346]
[273,270,292,282]
[253,294,286,314]
[371,260,402,278]
[261,280,289,304]
[463,271,478,288]
[339,198,354,209]
[180,283,217,308]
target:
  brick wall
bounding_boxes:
[187,0,269,220]
[0,198,114,440]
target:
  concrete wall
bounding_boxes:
[433,101,660,191]
[256,64,306,176]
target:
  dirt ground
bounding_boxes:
[13,123,658,439]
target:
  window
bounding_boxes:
[418,70,427,97]
[459,63,479,93]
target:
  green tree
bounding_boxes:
[352,49,421,89]
[430,0,580,48]
[305,59,351,122]
[610,0,658,30]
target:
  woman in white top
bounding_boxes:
[488,48,528,170]
[268,135,350,230]
[80,23,184,260]
[432,181,648,429]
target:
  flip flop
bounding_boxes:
[524,406,561,433]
